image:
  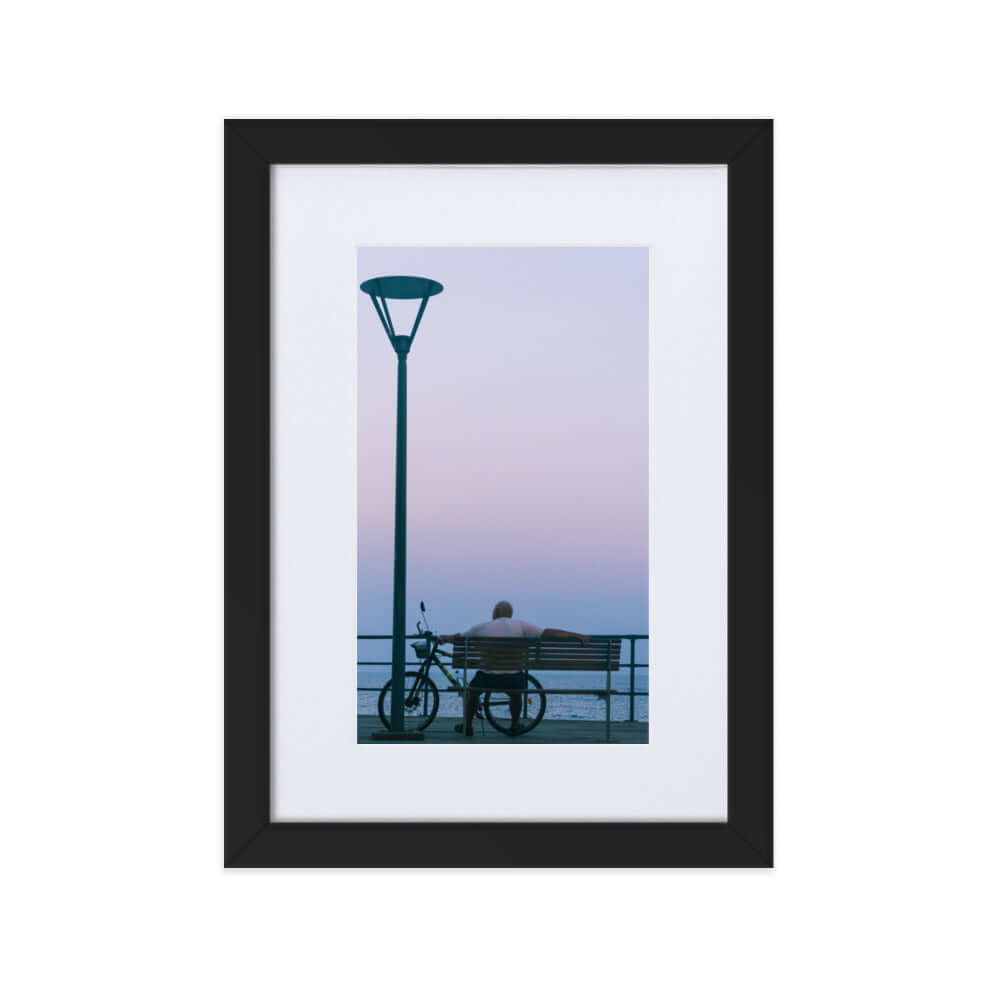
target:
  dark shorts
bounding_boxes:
[469,670,524,692]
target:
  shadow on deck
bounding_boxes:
[358,715,649,744]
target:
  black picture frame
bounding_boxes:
[225,119,772,867]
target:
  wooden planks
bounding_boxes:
[357,715,649,744]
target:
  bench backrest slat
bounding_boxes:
[451,638,621,672]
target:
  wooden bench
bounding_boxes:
[451,637,623,740]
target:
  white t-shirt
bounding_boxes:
[461,617,544,673]
[463,618,544,639]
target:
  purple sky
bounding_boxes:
[357,247,648,637]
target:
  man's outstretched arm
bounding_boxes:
[540,628,591,645]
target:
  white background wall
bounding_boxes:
[2,3,998,999]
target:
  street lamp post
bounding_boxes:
[360,275,444,736]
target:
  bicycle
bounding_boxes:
[377,601,547,736]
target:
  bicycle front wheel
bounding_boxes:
[484,673,546,736]
[377,671,440,732]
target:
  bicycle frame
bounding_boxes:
[431,649,463,688]
[413,640,462,696]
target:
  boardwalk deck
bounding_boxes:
[358,715,649,744]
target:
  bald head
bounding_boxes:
[492,601,513,620]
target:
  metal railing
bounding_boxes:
[357,633,649,722]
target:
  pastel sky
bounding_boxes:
[357,246,648,637]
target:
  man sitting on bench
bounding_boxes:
[438,600,589,737]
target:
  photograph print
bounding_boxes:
[357,246,649,744]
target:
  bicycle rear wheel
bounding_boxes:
[377,671,440,731]
[483,672,546,736]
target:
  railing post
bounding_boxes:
[628,637,636,722]
[604,639,612,741]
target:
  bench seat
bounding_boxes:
[451,638,623,739]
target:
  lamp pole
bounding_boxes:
[389,338,409,731]
[360,276,443,736]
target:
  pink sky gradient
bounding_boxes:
[358,247,648,637]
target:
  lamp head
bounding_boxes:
[360,275,443,354]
